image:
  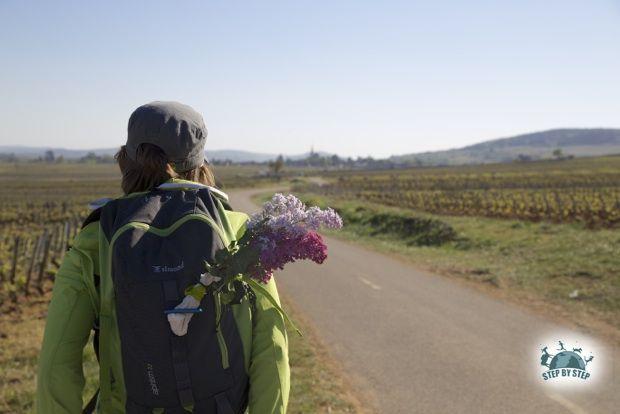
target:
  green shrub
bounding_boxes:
[340,206,456,246]
[298,194,456,246]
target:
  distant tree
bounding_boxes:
[516,154,532,162]
[268,155,285,175]
[99,154,115,163]
[44,150,55,163]
[80,152,99,163]
[55,155,65,164]
[552,148,563,159]
[0,153,17,162]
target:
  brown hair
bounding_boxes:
[115,144,215,194]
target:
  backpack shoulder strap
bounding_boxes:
[80,206,103,413]
[81,207,102,229]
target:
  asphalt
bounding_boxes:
[229,187,620,414]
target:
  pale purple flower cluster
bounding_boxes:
[245,194,343,283]
[247,193,343,234]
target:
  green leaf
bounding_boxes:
[219,290,236,305]
[243,277,302,336]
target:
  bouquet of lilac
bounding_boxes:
[167,193,343,336]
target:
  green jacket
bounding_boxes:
[36,181,290,413]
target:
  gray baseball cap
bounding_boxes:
[126,101,207,172]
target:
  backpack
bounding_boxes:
[83,185,250,414]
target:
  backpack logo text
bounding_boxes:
[152,261,185,273]
[146,363,160,396]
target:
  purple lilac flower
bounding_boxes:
[248,230,328,283]
[242,194,342,283]
[305,206,343,230]
[248,193,343,233]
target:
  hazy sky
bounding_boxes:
[1,1,619,158]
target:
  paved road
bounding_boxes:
[230,188,619,414]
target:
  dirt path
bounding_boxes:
[230,187,620,414]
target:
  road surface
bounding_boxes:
[230,188,619,414]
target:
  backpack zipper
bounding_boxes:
[213,291,230,369]
[109,214,230,247]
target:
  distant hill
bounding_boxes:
[207,150,332,163]
[391,129,620,165]
[0,145,330,163]
[4,129,620,166]
[0,146,117,159]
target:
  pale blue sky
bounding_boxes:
[1,0,619,158]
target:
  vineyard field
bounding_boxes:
[0,162,271,307]
[308,156,620,227]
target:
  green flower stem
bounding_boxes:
[243,277,302,337]
[189,244,302,336]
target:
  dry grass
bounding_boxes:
[0,287,54,413]
[283,296,369,414]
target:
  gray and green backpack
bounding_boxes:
[84,183,250,414]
